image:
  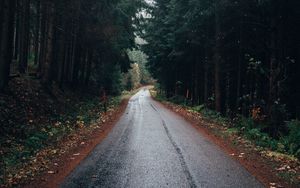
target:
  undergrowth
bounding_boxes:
[152,89,300,159]
[0,91,122,185]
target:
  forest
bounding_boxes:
[0,0,148,94]
[143,0,300,144]
[0,0,150,185]
[0,0,300,186]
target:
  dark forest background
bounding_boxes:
[143,0,300,137]
[0,0,146,95]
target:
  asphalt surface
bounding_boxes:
[61,88,263,188]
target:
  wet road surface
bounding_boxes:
[61,88,263,188]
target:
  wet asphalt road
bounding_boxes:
[61,88,263,188]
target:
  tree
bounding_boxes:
[0,0,141,94]
[141,0,300,136]
[0,0,15,91]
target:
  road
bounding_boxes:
[61,88,263,188]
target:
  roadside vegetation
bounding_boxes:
[0,78,142,186]
[142,0,299,157]
[153,87,300,160]
[151,87,300,186]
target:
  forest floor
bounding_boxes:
[0,77,136,187]
[150,92,300,188]
[21,99,129,188]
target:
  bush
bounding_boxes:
[169,95,187,105]
[244,128,278,149]
[197,107,228,124]
[234,115,256,130]
[269,102,289,137]
[25,132,48,151]
[192,105,205,112]
[281,120,300,158]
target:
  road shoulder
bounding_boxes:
[21,99,129,188]
[153,99,299,188]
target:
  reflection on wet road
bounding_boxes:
[61,88,263,188]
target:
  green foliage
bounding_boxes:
[191,105,206,112]
[281,120,300,158]
[244,128,275,149]
[25,132,48,151]
[158,86,300,158]
[235,116,257,130]
[198,107,228,124]
[169,95,187,105]
[127,49,152,85]
[235,117,300,157]
[0,93,123,182]
[154,92,168,102]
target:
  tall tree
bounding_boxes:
[0,0,15,91]
[142,0,300,136]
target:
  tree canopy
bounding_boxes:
[0,0,146,95]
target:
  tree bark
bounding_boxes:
[268,4,278,115]
[42,1,54,85]
[0,0,4,46]
[213,1,222,112]
[0,0,15,91]
[85,49,93,85]
[34,0,41,66]
[38,0,47,76]
[19,0,30,74]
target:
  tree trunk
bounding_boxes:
[268,9,278,115]
[13,2,19,61]
[213,1,222,112]
[34,0,41,66]
[0,0,4,46]
[85,49,93,85]
[42,1,54,85]
[57,27,66,88]
[38,0,47,76]
[0,0,15,91]
[19,0,30,74]
[203,58,209,104]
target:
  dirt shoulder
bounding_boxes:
[156,100,299,188]
[16,99,129,188]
